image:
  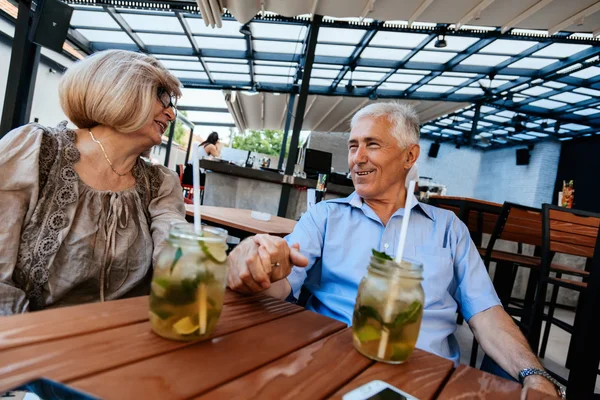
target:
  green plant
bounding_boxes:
[232,129,290,156]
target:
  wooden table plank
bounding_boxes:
[71,311,346,400]
[436,364,523,399]
[197,328,372,400]
[0,296,302,393]
[186,205,296,237]
[0,290,247,352]
[330,349,454,400]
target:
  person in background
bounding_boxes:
[0,50,186,315]
[198,131,222,158]
[226,102,562,398]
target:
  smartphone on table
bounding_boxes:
[342,380,419,400]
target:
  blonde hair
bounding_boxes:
[351,102,420,148]
[59,50,182,133]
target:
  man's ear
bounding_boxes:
[405,144,420,170]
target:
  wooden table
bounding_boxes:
[0,292,543,399]
[185,205,296,238]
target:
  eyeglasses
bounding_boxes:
[157,87,177,117]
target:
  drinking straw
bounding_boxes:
[192,143,207,334]
[377,180,416,359]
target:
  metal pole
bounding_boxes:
[467,102,482,147]
[164,121,176,168]
[0,0,41,139]
[185,127,194,164]
[278,94,296,171]
[277,15,322,217]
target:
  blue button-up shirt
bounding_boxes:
[285,192,501,365]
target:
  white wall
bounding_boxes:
[417,138,482,198]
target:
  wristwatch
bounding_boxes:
[518,368,566,399]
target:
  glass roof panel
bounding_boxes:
[179,88,226,107]
[529,99,566,109]
[442,128,462,135]
[309,78,334,86]
[570,66,600,79]
[352,71,387,81]
[477,79,510,88]
[443,72,478,77]
[485,115,510,123]
[76,29,134,44]
[206,63,249,73]
[513,133,536,140]
[561,123,590,131]
[379,82,411,90]
[256,60,297,67]
[428,76,470,86]
[173,70,209,80]
[558,137,573,141]
[157,55,197,61]
[550,92,591,104]
[521,86,553,96]
[386,73,423,83]
[360,47,411,60]
[195,37,246,51]
[312,68,342,79]
[355,66,391,73]
[509,57,558,69]
[187,111,234,124]
[395,69,430,75]
[574,87,600,97]
[162,60,204,71]
[256,75,292,84]
[70,10,120,29]
[315,44,355,57]
[122,14,184,33]
[204,57,248,64]
[254,65,294,75]
[424,36,479,52]
[416,85,454,93]
[460,54,510,67]
[370,32,430,48]
[574,108,600,116]
[494,74,520,80]
[317,27,367,44]
[529,132,549,137]
[253,40,302,54]
[211,72,251,82]
[250,22,306,40]
[410,51,458,64]
[188,19,244,37]
[481,40,539,55]
[543,81,567,89]
[455,87,483,95]
[533,44,591,58]
[138,33,190,47]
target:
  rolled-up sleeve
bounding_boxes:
[284,203,327,300]
[450,217,501,321]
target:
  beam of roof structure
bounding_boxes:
[455,0,495,30]
[501,0,553,34]
[360,0,377,22]
[313,97,344,131]
[310,0,319,21]
[175,11,215,85]
[104,7,147,52]
[409,0,436,27]
[304,96,319,118]
[328,98,370,132]
[279,94,289,129]
[549,2,600,36]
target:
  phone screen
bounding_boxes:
[1,378,99,400]
[366,388,408,400]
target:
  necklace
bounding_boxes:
[88,129,132,177]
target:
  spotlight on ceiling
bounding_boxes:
[434,34,447,48]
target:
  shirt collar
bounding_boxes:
[333,191,435,221]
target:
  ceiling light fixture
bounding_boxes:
[434,34,447,48]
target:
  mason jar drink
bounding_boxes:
[352,252,424,363]
[149,223,229,341]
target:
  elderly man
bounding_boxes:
[228,102,560,398]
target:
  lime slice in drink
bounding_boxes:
[390,343,413,362]
[173,316,199,335]
[151,281,167,298]
[200,240,227,263]
[355,324,382,342]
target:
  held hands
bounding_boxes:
[227,234,309,294]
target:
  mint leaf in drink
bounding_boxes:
[372,249,394,261]
[385,301,422,329]
[169,247,183,273]
[354,305,383,327]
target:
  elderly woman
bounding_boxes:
[0,50,187,315]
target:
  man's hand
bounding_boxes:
[521,376,561,399]
[227,234,308,294]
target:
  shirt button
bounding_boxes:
[384,243,389,249]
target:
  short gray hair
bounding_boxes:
[350,102,420,148]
